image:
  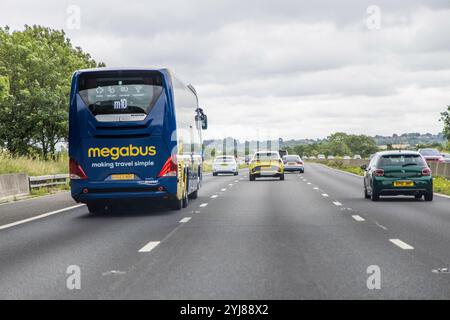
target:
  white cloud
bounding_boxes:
[1,0,450,140]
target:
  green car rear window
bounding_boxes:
[378,154,426,167]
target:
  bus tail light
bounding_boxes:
[374,169,384,177]
[69,158,87,180]
[421,167,432,176]
[158,157,177,177]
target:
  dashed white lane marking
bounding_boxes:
[235,180,239,182]
[221,188,227,191]
[322,193,329,197]
[313,187,319,190]
[389,239,414,250]
[352,215,365,222]
[375,222,388,230]
[0,204,85,231]
[333,201,343,206]
[228,183,233,186]
[199,203,208,207]
[307,182,312,185]
[138,241,160,253]
[179,217,191,223]
[211,194,218,199]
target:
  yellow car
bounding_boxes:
[249,151,284,181]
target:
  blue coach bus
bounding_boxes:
[68,68,208,212]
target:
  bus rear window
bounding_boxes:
[78,71,164,116]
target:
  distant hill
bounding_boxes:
[204,133,446,148]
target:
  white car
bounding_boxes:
[317,154,326,160]
[343,155,351,160]
[213,156,238,176]
[327,155,335,160]
[353,154,362,159]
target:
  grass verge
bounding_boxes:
[434,176,450,196]
[322,160,365,176]
[0,152,68,176]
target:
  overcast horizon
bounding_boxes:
[2,0,450,140]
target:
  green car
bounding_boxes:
[362,151,433,201]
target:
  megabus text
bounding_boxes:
[88,145,157,161]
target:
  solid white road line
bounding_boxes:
[333,201,343,206]
[435,193,450,199]
[211,195,218,198]
[389,239,414,250]
[179,217,191,223]
[138,241,160,253]
[0,204,85,231]
[322,193,329,197]
[199,203,208,207]
[352,215,365,222]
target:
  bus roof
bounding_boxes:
[73,67,171,74]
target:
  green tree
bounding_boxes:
[0,25,104,158]
[440,105,450,145]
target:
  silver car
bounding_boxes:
[442,153,450,163]
[282,155,305,173]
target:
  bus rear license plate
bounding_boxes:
[111,174,135,180]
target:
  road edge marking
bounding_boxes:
[0,204,85,231]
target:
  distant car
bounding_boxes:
[317,154,326,160]
[362,150,433,201]
[418,148,444,164]
[249,151,284,181]
[213,156,238,176]
[353,154,362,159]
[327,155,335,160]
[279,149,289,158]
[309,156,316,160]
[282,155,305,173]
[245,155,251,164]
[343,155,351,160]
[442,153,450,163]
[303,156,309,160]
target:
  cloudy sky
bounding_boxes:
[2,0,450,140]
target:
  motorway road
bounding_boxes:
[1,164,450,299]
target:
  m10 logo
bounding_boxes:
[114,98,128,109]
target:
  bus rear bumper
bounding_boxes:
[71,179,177,204]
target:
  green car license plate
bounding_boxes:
[393,180,414,187]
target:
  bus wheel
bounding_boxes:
[182,188,189,208]
[87,202,105,213]
[189,189,198,199]
[170,197,183,210]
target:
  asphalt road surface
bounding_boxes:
[1,164,450,299]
